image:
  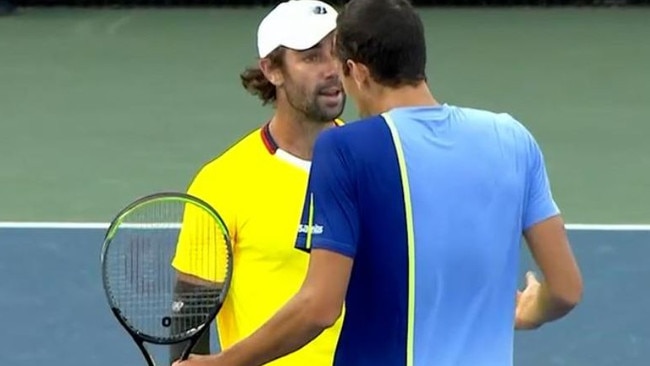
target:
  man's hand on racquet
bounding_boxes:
[172,353,218,366]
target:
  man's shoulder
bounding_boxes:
[322,115,387,142]
[451,105,540,161]
[191,127,265,183]
[452,105,527,129]
[339,114,387,128]
[313,115,392,172]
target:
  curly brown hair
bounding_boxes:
[239,48,285,106]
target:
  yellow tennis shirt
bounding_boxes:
[172,120,344,366]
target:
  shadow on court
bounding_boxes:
[0,228,648,366]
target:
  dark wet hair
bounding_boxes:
[335,0,427,87]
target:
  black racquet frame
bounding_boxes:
[100,192,233,366]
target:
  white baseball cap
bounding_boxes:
[257,0,338,58]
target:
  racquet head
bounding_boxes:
[100,192,233,363]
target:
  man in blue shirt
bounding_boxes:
[174,0,583,365]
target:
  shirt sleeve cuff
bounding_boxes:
[523,202,561,231]
[295,238,356,258]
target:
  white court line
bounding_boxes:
[564,224,650,231]
[0,222,181,229]
[0,222,649,231]
[0,222,110,229]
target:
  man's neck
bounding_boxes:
[268,105,336,161]
[370,82,439,115]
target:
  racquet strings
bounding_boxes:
[103,197,229,343]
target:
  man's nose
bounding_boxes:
[322,58,338,81]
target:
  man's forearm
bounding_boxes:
[215,292,329,366]
[535,282,579,324]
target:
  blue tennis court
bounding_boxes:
[0,225,648,366]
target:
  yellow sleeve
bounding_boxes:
[171,162,235,284]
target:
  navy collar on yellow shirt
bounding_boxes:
[260,120,343,155]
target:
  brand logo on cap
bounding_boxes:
[313,5,328,14]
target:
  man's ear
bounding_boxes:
[347,60,369,90]
[259,58,284,87]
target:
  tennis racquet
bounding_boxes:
[100,192,233,366]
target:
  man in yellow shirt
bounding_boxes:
[170,1,345,365]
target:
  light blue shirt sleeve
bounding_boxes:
[295,129,360,258]
[522,129,560,230]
